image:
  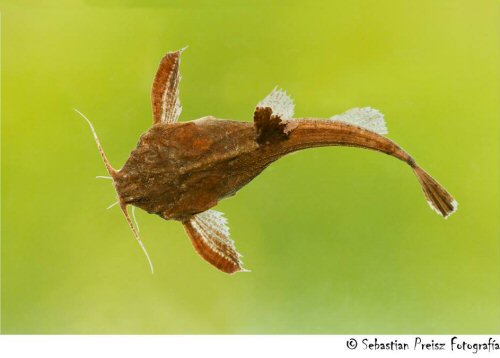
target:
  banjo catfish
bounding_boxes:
[77,48,457,274]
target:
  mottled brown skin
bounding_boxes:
[113,110,415,224]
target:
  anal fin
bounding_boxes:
[183,210,247,274]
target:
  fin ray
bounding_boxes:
[257,87,295,119]
[413,166,458,218]
[151,48,186,124]
[183,210,246,274]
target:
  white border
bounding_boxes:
[1,335,499,358]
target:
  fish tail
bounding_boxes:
[412,165,458,218]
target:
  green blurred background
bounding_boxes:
[1,0,499,334]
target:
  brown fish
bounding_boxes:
[77,48,457,274]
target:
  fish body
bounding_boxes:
[81,49,457,274]
[116,115,415,222]
[116,118,258,220]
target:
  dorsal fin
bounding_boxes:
[330,107,388,135]
[257,87,295,119]
[183,210,247,274]
[254,107,293,145]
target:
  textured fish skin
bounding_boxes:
[114,113,415,222]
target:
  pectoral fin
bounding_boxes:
[183,210,248,274]
[151,48,186,124]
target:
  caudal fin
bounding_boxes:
[413,166,458,218]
